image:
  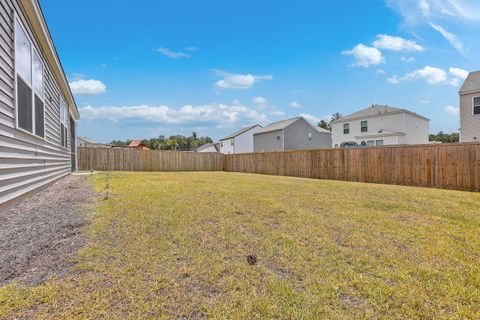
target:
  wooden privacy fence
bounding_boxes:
[224,143,480,192]
[78,147,224,172]
[78,143,480,192]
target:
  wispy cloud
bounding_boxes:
[213,70,273,89]
[289,101,302,109]
[155,47,197,59]
[80,103,268,126]
[444,105,460,115]
[342,44,385,67]
[252,96,269,108]
[388,65,468,85]
[373,34,424,51]
[69,79,107,95]
[428,23,464,54]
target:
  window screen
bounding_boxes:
[15,20,31,84]
[474,97,480,115]
[343,123,350,134]
[361,121,368,132]
[35,95,44,137]
[17,77,33,132]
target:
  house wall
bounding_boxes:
[254,130,283,152]
[198,145,217,153]
[398,113,429,145]
[219,138,234,154]
[233,125,262,154]
[0,0,74,206]
[284,118,332,150]
[460,91,480,142]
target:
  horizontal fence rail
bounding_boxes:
[224,143,480,192]
[78,148,224,172]
[78,143,480,192]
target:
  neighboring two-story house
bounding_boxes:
[219,124,262,154]
[253,117,332,152]
[459,71,480,142]
[331,105,429,148]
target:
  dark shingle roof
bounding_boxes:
[219,124,262,141]
[460,71,480,94]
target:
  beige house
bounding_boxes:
[459,71,480,142]
[331,105,429,148]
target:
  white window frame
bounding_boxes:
[343,123,350,134]
[59,95,69,149]
[361,120,368,133]
[14,15,46,140]
[473,96,480,116]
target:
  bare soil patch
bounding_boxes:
[0,175,96,286]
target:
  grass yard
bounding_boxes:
[1,172,480,319]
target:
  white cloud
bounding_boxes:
[420,99,431,104]
[69,79,107,95]
[428,23,464,54]
[214,70,273,89]
[444,105,460,115]
[373,34,424,51]
[252,96,269,108]
[389,66,447,84]
[376,69,386,75]
[449,67,469,80]
[342,44,385,67]
[155,47,192,59]
[300,113,330,124]
[289,101,302,109]
[80,103,268,126]
[185,47,199,52]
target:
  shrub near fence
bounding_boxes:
[78,143,480,192]
[78,148,224,172]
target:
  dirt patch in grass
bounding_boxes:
[0,175,96,286]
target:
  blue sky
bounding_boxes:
[41,0,480,142]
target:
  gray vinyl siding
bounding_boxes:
[460,91,480,142]
[254,130,283,152]
[284,118,332,150]
[0,0,72,206]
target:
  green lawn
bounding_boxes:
[1,172,480,319]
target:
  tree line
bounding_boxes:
[111,132,214,151]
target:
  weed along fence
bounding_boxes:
[78,148,224,171]
[224,143,480,192]
[78,143,480,191]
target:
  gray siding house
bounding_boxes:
[253,117,332,152]
[0,0,79,207]
[459,71,480,142]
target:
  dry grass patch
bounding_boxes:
[1,172,480,319]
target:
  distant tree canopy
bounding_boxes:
[110,132,213,151]
[317,113,343,131]
[429,131,459,143]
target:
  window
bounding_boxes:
[308,132,312,141]
[343,123,350,134]
[361,121,368,132]
[367,140,374,147]
[276,134,281,141]
[60,96,68,148]
[474,97,480,115]
[376,140,384,146]
[221,141,223,147]
[15,19,45,138]
[230,139,233,146]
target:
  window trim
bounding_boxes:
[14,15,46,140]
[343,123,350,134]
[375,140,384,146]
[473,96,480,116]
[361,120,368,133]
[59,94,70,149]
